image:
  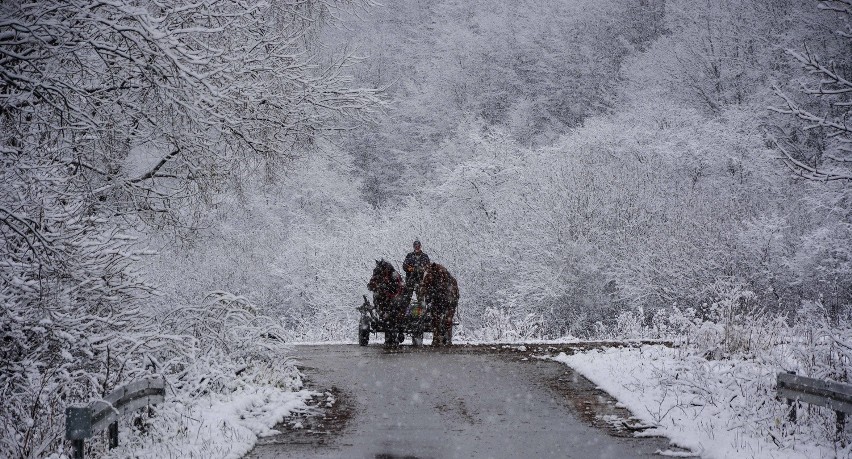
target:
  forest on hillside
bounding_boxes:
[2,0,850,456]
[154,0,851,340]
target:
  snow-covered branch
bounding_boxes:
[770,2,852,182]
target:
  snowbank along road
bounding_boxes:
[247,344,683,459]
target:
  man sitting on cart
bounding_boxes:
[402,239,430,314]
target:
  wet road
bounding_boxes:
[247,344,673,459]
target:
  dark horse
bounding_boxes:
[418,262,459,346]
[367,259,406,346]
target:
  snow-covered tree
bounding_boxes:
[0,0,379,456]
[771,0,852,182]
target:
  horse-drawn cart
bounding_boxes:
[357,295,431,346]
[361,259,459,347]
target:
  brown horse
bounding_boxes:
[367,259,406,345]
[418,262,459,346]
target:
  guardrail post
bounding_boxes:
[65,377,165,459]
[66,406,91,459]
[108,420,119,449]
[71,439,84,459]
[786,399,797,424]
[65,376,165,456]
[786,371,797,425]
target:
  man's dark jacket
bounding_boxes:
[403,250,430,281]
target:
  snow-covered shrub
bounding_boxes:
[0,159,154,457]
[95,293,305,458]
[468,307,544,342]
[790,301,852,383]
[154,293,300,394]
[649,305,697,341]
[593,306,647,340]
[634,299,851,454]
[615,281,791,356]
[1,265,301,459]
[684,280,788,357]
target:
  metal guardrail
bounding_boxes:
[777,372,852,437]
[65,376,165,459]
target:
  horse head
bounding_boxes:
[368,259,396,292]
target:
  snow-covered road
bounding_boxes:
[246,344,674,459]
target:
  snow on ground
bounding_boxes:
[552,345,849,459]
[99,386,317,459]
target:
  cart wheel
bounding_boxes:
[359,328,369,346]
[411,331,424,347]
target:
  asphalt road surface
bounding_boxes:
[247,343,677,459]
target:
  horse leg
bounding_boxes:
[384,309,396,347]
[386,315,399,347]
[385,327,398,346]
[384,325,394,346]
[377,300,390,345]
[431,304,445,346]
[396,299,408,346]
[430,305,438,346]
[444,302,456,345]
[386,300,407,347]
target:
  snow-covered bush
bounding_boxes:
[154,293,300,394]
[626,298,851,454]
[593,307,647,340]
[790,301,852,383]
[0,158,154,457]
[467,307,544,342]
[687,281,788,357]
[94,293,305,458]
